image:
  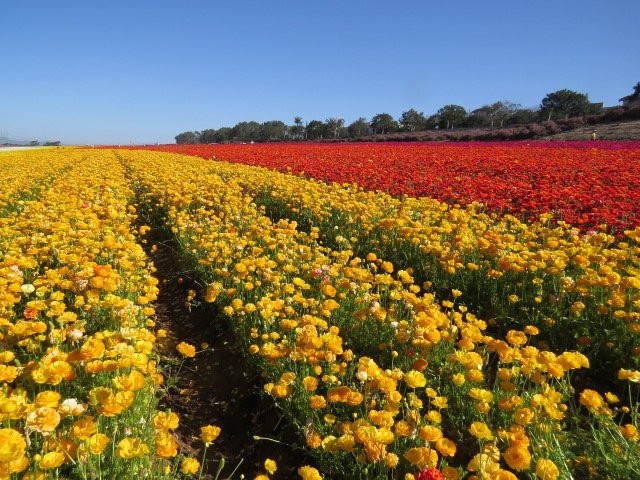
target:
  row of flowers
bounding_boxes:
[127,142,640,234]
[138,151,640,380]
[0,150,73,213]
[0,150,206,479]
[121,149,640,480]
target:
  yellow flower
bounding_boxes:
[419,425,443,442]
[535,458,560,480]
[503,445,531,471]
[153,411,180,431]
[72,416,98,440]
[435,437,456,457]
[34,390,61,408]
[155,431,178,458]
[579,389,605,413]
[404,447,438,468]
[514,407,535,425]
[0,428,26,462]
[200,425,221,444]
[321,283,336,297]
[298,465,323,480]
[25,407,61,435]
[493,470,519,480]
[176,341,196,358]
[38,451,66,469]
[468,421,493,440]
[181,457,200,474]
[404,370,427,388]
[467,453,500,474]
[88,433,110,455]
[116,437,150,459]
[264,458,277,475]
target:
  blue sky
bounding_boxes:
[1,0,638,144]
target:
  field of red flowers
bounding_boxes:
[131,142,640,233]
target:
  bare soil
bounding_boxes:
[145,230,310,479]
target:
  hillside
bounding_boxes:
[543,120,640,141]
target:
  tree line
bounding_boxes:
[175,87,626,144]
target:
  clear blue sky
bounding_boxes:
[1,0,638,144]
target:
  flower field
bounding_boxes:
[2,145,640,480]
[133,142,640,234]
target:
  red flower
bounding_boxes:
[109,141,640,235]
[415,468,445,480]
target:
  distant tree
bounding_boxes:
[425,114,441,129]
[347,117,369,137]
[437,105,467,129]
[471,101,519,129]
[175,131,199,144]
[260,121,287,141]
[214,127,232,143]
[465,113,490,128]
[505,107,539,126]
[325,118,345,139]
[44,141,62,146]
[199,129,217,144]
[370,113,398,134]
[231,121,261,142]
[399,109,427,132]
[540,89,592,120]
[290,117,305,140]
[29,140,40,146]
[305,120,326,140]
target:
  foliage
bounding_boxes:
[370,113,398,134]
[436,105,467,129]
[540,89,593,120]
[399,109,427,132]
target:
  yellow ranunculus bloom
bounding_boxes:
[38,451,66,469]
[88,433,110,455]
[535,458,560,480]
[200,425,221,444]
[298,465,323,480]
[181,457,200,474]
[116,437,150,459]
[0,428,26,462]
[176,341,196,357]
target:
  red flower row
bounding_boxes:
[118,141,640,233]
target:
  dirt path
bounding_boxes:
[146,228,310,479]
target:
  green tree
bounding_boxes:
[437,105,467,129]
[199,129,217,144]
[425,114,440,129]
[370,113,398,134]
[505,108,539,126]
[305,120,326,140]
[214,127,232,143]
[325,118,345,139]
[540,89,592,120]
[231,121,260,142]
[347,117,369,137]
[259,121,287,141]
[399,109,427,132]
[290,117,305,140]
[175,131,199,144]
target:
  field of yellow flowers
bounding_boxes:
[2,147,640,480]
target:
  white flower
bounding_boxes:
[69,329,84,342]
[59,398,87,416]
[356,371,368,382]
[21,284,35,294]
